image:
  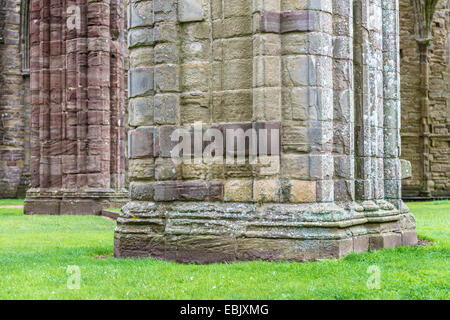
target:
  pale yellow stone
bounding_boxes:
[130,47,154,68]
[290,180,316,203]
[254,155,280,176]
[129,159,155,180]
[253,179,280,202]
[224,179,253,202]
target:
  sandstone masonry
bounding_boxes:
[400,0,449,199]
[23,0,128,214]
[114,0,418,263]
[0,0,30,198]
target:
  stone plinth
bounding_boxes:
[24,0,127,215]
[114,0,417,263]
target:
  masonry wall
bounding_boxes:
[0,0,30,198]
[400,0,450,198]
[23,0,129,215]
[115,0,418,263]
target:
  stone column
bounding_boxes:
[0,0,30,198]
[115,0,417,263]
[383,0,403,205]
[382,0,418,244]
[24,0,127,215]
[354,0,385,208]
[332,0,355,204]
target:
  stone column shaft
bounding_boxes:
[0,0,30,197]
[333,0,355,204]
[383,0,402,205]
[354,0,385,204]
[25,0,127,215]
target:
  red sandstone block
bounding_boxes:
[77,174,88,187]
[221,122,253,157]
[260,12,281,33]
[154,126,180,158]
[30,0,40,12]
[87,111,108,125]
[63,174,77,189]
[402,230,418,246]
[50,41,63,56]
[86,156,101,173]
[66,127,77,140]
[88,173,108,188]
[62,155,77,174]
[101,147,111,161]
[253,121,281,156]
[369,233,402,251]
[153,181,224,202]
[281,11,315,33]
[353,235,369,253]
[209,181,224,201]
[101,160,110,172]
[180,181,209,201]
[101,125,111,139]
[86,125,102,139]
[129,127,155,159]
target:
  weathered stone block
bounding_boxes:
[353,235,369,253]
[281,154,309,179]
[129,68,154,97]
[129,1,154,28]
[129,159,155,180]
[253,179,280,203]
[154,43,178,64]
[154,64,179,92]
[400,159,412,180]
[401,230,418,246]
[154,94,178,125]
[128,28,154,48]
[178,0,204,23]
[224,179,253,202]
[287,180,316,203]
[155,158,181,181]
[129,97,154,127]
[369,233,402,251]
[130,182,154,201]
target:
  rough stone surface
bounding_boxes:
[115,0,418,263]
[23,0,128,215]
[400,0,449,199]
[0,0,30,198]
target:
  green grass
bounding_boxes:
[0,198,24,206]
[106,208,121,213]
[0,201,448,300]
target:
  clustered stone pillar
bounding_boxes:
[24,0,127,215]
[115,0,418,263]
[0,0,30,198]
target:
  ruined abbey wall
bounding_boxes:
[22,0,129,215]
[0,0,30,198]
[400,0,449,199]
[114,0,418,263]
[0,0,448,205]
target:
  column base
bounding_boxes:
[114,201,418,264]
[24,188,129,215]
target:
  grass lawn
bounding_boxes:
[0,199,448,300]
[0,199,27,206]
